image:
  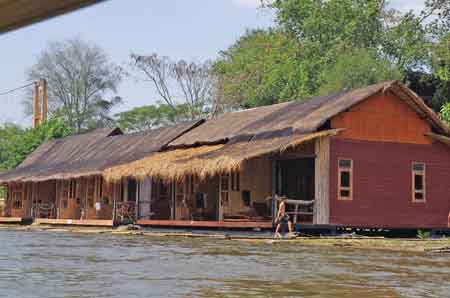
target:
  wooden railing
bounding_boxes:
[270,195,315,225]
[32,203,56,219]
[114,201,136,222]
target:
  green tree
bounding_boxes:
[270,0,384,51]
[433,34,450,82]
[115,103,190,133]
[214,29,312,108]
[216,0,450,111]
[440,102,450,126]
[0,118,73,170]
[319,48,402,95]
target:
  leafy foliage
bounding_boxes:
[271,0,383,51]
[0,118,73,171]
[319,48,402,95]
[433,34,450,82]
[115,104,190,132]
[417,229,431,240]
[216,0,450,111]
[214,29,314,108]
[440,102,450,125]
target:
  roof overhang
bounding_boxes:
[426,132,450,147]
[103,129,343,182]
[0,0,106,34]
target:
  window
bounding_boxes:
[412,162,426,202]
[231,171,240,191]
[338,159,353,200]
[195,192,205,209]
[241,190,251,207]
[62,200,68,209]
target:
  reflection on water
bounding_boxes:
[0,229,449,298]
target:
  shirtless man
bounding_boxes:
[274,197,293,238]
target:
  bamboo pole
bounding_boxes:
[32,81,40,128]
[40,79,47,123]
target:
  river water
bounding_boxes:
[0,229,449,298]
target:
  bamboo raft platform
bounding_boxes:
[136,219,273,230]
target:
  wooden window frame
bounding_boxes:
[412,162,426,203]
[338,158,353,201]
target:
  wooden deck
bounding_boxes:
[34,218,114,227]
[136,219,273,229]
[0,217,28,224]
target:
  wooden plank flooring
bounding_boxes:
[0,217,25,224]
[34,218,114,227]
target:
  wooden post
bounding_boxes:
[171,182,176,220]
[55,181,59,219]
[32,81,40,128]
[40,79,47,123]
[314,137,330,224]
[293,205,299,224]
[135,180,140,221]
[272,196,278,228]
[112,182,117,224]
[271,160,277,228]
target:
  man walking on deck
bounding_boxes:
[274,197,293,238]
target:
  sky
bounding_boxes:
[0,0,425,126]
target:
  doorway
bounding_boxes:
[277,158,315,223]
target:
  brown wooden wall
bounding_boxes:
[227,156,273,216]
[331,92,432,144]
[329,138,450,228]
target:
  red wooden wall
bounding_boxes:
[331,91,432,145]
[329,138,450,228]
[328,91,450,228]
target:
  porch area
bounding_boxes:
[1,176,139,226]
[125,136,330,229]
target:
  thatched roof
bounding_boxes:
[104,81,450,182]
[0,0,105,34]
[104,129,342,182]
[3,81,449,184]
[170,81,450,148]
[0,121,201,183]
